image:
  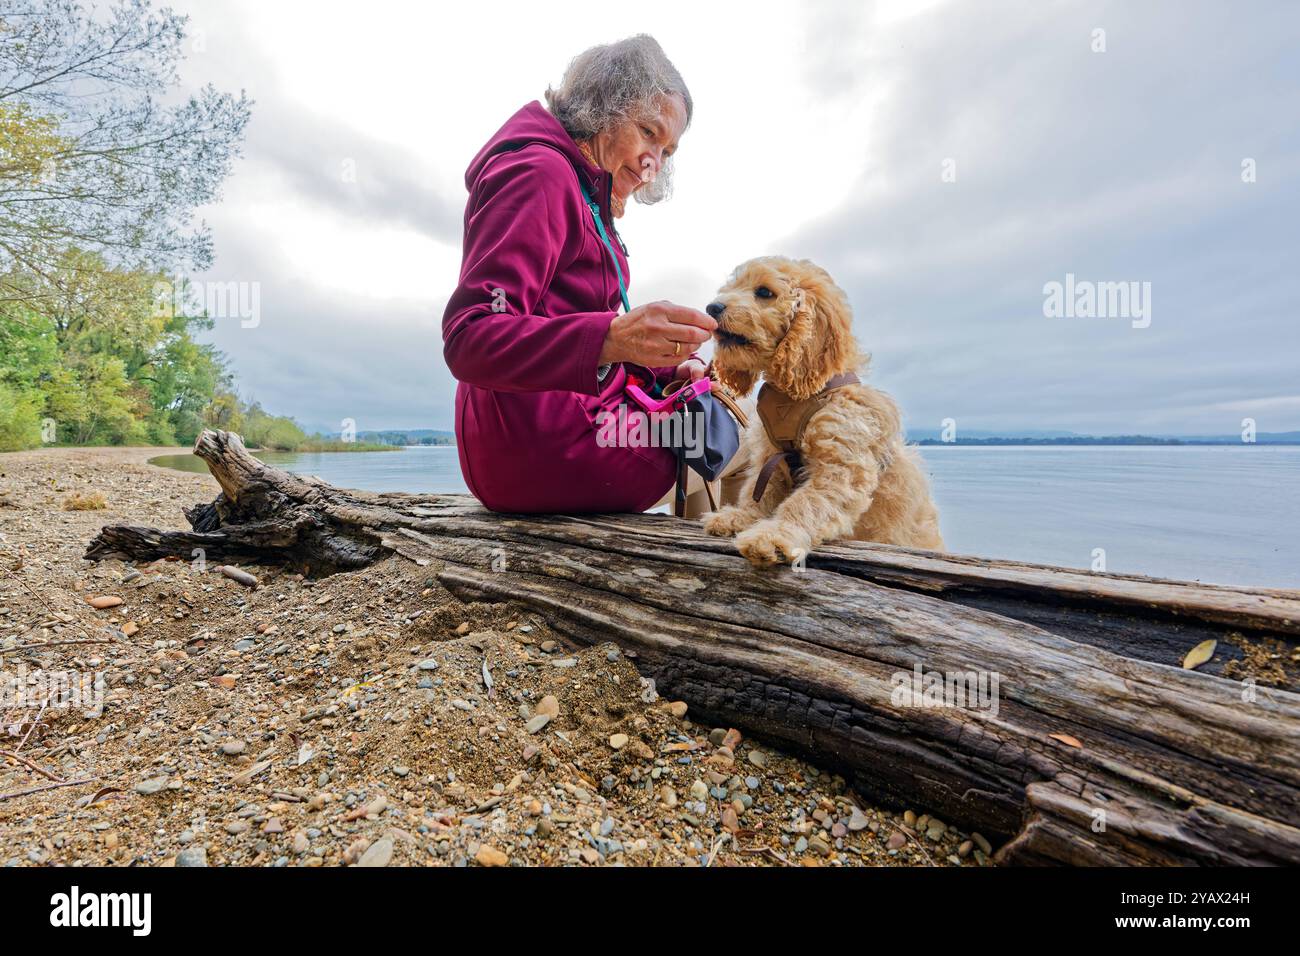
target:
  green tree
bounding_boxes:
[0,380,43,449]
[239,400,307,451]
[42,352,145,444]
[203,389,243,433]
[0,0,252,308]
[0,1,253,450]
[1,254,236,447]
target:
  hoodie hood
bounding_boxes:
[465,101,614,214]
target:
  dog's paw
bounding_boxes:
[703,507,752,538]
[735,523,813,567]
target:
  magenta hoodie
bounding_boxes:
[442,101,682,513]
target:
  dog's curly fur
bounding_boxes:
[703,256,944,566]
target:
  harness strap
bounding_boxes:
[753,449,802,503]
[710,383,749,429]
[673,450,689,518]
[753,443,896,504]
[751,371,866,503]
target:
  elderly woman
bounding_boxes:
[442,35,726,514]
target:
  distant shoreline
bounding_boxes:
[914,439,1298,447]
[285,441,401,453]
[30,441,408,454]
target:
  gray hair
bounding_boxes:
[545,34,692,205]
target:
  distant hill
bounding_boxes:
[363,429,455,446]
[1162,432,1300,444]
[907,428,1084,441]
[916,435,1181,446]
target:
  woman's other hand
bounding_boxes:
[598,300,716,367]
[674,356,708,382]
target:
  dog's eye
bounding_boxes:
[754,286,775,299]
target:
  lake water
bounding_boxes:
[149,444,1299,590]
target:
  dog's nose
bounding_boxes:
[705,302,725,319]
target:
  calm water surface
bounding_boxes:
[149,444,1299,589]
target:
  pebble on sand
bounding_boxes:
[609,733,629,750]
[219,565,258,587]
[133,777,168,795]
[630,739,654,760]
[525,713,551,734]
[175,847,208,867]
[357,838,394,867]
[475,845,509,867]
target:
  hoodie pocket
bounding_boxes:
[573,366,672,470]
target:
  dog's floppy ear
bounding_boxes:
[768,264,856,400]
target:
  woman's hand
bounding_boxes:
[598,300,716,368]
[674,356,708,382]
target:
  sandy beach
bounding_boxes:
[0,445,984,867]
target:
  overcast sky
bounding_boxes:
[168,0,1299,436]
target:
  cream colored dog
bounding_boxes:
[703,256,944,566]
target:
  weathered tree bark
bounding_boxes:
[86,430,1300,865]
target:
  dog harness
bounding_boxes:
[752,371,870,502]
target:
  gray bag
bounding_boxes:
[662,371,747,516]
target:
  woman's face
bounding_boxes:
[588,93,687,202]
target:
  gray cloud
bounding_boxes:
[179,0,1299,436]
[246,103,466,246]
[170,4,465,433]
[196,228,456,434]
[782,0,1300,434]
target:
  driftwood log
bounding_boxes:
[86,430,1300,865]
